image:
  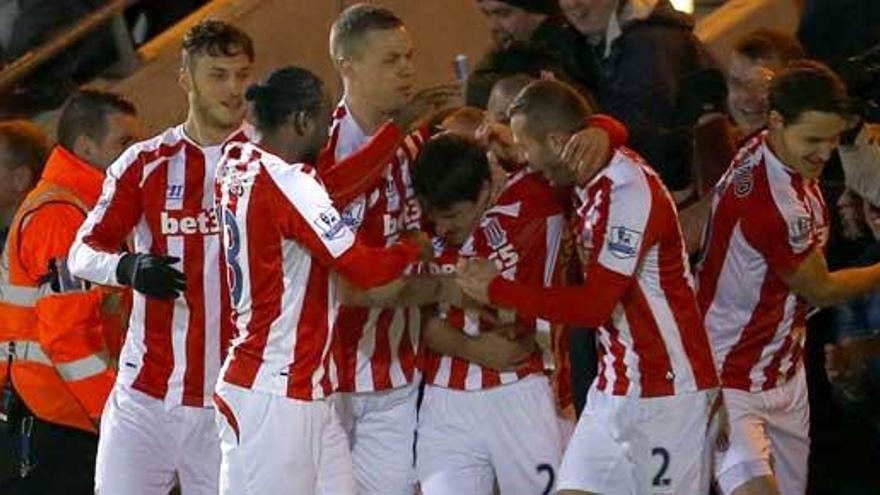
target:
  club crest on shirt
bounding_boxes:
[314,208,346,241]
[732,166,754,197]
[607,226,641,259]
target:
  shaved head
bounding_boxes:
[508,79,595,138]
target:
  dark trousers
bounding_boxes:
[569,328,599,418]
[1,393,97,495]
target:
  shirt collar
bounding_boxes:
[42,146,105,206]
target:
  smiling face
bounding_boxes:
[769,110,849,180]
[727,52,778,135]
[510,113,574,185]
[181,51,254,132]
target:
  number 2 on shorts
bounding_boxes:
[651,447,671,487]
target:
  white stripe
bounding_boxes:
[638,245,697,393]
[434,355,452,388]
[354,309,379,391]
[703,222,767,370]
[750,292,798,389]
[166,234,187,407]
[464,361,481,389]
[616,309,641,397]
[387,308,407,386]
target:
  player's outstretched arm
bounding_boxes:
[781,250,880,307]
[456,257,631,327]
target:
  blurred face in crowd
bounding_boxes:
[768,110,849,180]
[560,0,617,37]
[341,27,415,116]
[76,111,142,170]
[0,142,33,212]
[727,52,778,135]
[863,199,880,241]
[510,114,575,184]
[181,50,254,131]
[428,185,491,245]
[477,0,546,48]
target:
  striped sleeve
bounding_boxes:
[69,146,144,286]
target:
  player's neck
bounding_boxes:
[344,92,389,136]
[183,112,238,148]
[260,134,300,164]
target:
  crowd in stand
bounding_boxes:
[1,1,879,494]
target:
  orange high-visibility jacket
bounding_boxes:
[0,146,121,433]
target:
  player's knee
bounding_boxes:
[729,475,781,495]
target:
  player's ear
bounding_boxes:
[547,132,567,156]
[768,110,785,131]
[294,111,311,136]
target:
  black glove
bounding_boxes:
[116,254,186,300]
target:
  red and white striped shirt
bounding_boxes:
[489,149,719,397]
[70,124,252,408]
[696,132,828,392]
[214,142,419,400]
[421,170,564,390]
[319,102,428,393]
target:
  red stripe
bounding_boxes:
[371,310,394,390]
[762,301,807,389]
[606,324,630,395]
[596,338,608,391]
[182,145,207,406]
[398,311,416,383]
[481,366,500,388]
[652,177,718,390]
[132,160,174,399]
[332,307,366,392]
[213,393,240,443]
[448,356,469,389]
[224,171,281,389]
[720,270,788,390]
[289,262,330,400]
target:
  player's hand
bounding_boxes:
[487,322,524,340]
[473,331,535,372]
[401,230,434,262]
[116,253,186,300]
[559,127,611,182]
[707,388,730,452]
[455,258,500,306]
[856,122,880,147]
[476,122,526,169]
[824,337,870,386]
[395,83,461,132]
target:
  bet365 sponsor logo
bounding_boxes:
[160,209,220,235]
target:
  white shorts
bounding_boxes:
[416,375,563,495]
[214,382,354,495]
[558,385,715,495]
[331,383,418,495]
[714,366,810,495]
[95,382,220,495]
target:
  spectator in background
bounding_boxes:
[559,0,712,193]
[0,120,47,247]
[0,89,139,495]
[475,0,599,95]
[691,29,804,198]
[1,0,117,115]
[798,0,880,72]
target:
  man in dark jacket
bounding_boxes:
[561,0,713,192]
[475,0,600,96]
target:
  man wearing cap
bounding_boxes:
[475,0,599,94]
